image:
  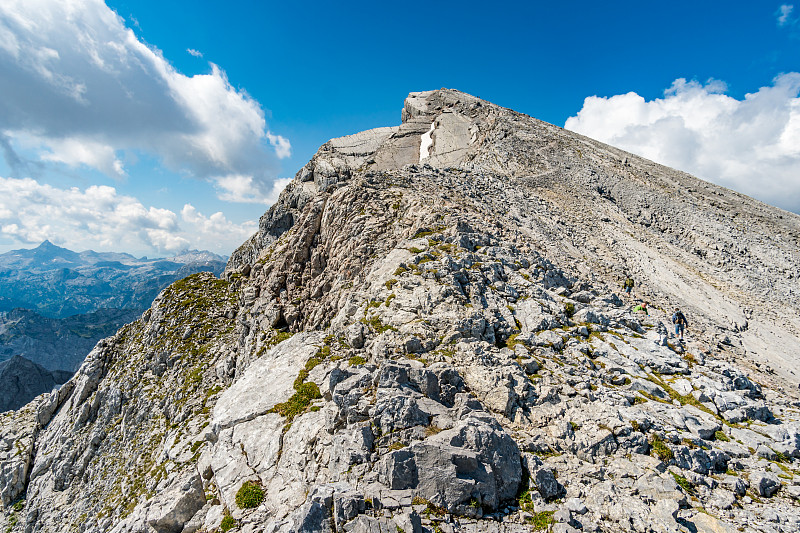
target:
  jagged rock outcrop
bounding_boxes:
[2,90,800,533]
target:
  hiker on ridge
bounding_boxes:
[672,308,688,341]
[624,277,634,294]
[632,301,648,315]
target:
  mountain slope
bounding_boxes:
[1,90,799,533]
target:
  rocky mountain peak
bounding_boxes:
[2,90,799,533]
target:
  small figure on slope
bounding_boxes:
[672,308,688,342]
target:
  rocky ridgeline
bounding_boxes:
[1,90,800,533]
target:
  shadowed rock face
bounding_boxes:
[0,356,67,413]
[0,308,142,372]
[2,90,800,533]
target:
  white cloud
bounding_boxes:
[267,132,292,159]
[187,48,203,58]
[214,175,291,204]
[0,176,257,255]
[0,0,289,196]
[778,4,794,26]
[565,75,800,214]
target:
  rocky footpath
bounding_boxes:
[1,90,799,533]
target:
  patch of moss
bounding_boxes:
[671,472,694,494]
[564,302,575,318]
[362,314,398,334]
[505,333,524,350]
[265,330,294,349]
[714,430,730,442]
[272,382,321,421]
[271,357,322,422]
[220,514,236,531]
[528,510,555,531]
[349,355,367,366]
[413,226,446,239]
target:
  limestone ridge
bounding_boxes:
[230,88,799,387]
[1,89,800,532]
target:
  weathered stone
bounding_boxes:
[4,89,800,533]
[750,471,781,497]
[531,466,564,502]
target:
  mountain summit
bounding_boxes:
[1,90,799,532]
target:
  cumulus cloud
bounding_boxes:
[0,177,257,255]
[213,175,291,204]
[565,74,800,213]
[0,0,289,196]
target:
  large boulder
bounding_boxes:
[378,416,521,513]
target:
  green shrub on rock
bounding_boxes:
[220,514,236,531]
[235,481,265,509]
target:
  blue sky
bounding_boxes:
[1,1,799,256]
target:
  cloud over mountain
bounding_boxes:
[565,74,800,214]
[0,177,256,255]
[0,0,289,190]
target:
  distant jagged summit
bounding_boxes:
[2,90,800,533]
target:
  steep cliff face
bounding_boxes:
[2,90,799,533]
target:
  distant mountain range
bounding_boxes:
[0,241,228,412]
[0,307,142,371]
[0,240,227,318]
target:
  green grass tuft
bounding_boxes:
[671,472,694,494]
[650,434,674,461]
[220,514,236,531]
[235,481,265,509]
[349,355,367,366]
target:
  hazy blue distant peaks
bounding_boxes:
[0,242,228,318]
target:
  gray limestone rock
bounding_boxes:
[751,471,781,497]
[531,466,564,502]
